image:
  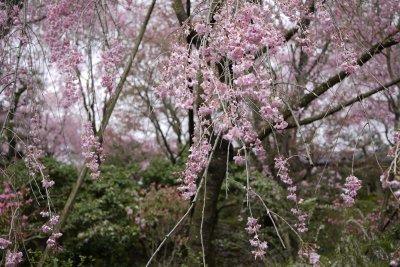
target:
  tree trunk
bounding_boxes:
[6,86,26,160]
[188,139,231,266]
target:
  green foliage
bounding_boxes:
[26,249,95,267]
[135,184,189,265]
[214,166,298,266]
[140,158,184,186]
[58,164,143,266]
[21,158,188,266]
[307,191,399,267]
[5,156,399,267]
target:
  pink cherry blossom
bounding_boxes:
[6,251,23,267]
[0,238,12,249]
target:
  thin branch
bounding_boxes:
[98,0,156,140]
[258,33,400,140]
[287,76,400,129]
[296,35,399,111]
[282,99,314,166]
[38,1,157,265]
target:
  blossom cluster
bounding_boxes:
[45,0,92,108]
[158,1,289,129]
[0,2,21,31]
[245,217,268,260]
[380,171,400,198]
[299,245,321,267]
[252,139,270,175]
[157,1,290,198]
[390,252,400,267]
[275,157,308,233]
[338,47,359,73]
[24,114,56,190]
[40,211,63,249]
[0,237,23,267]
[0,182,27,216]
[341,175,362,207]
[5,251,23,267]
[0,181,31,267]
[157,44,198,109]
[81,122,104,179]
[178,123,211,199]
[0,237,12,249]
[101,39,125,92]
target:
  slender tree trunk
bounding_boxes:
[6,86,26,160]
[188,139,231,266]
[37,2,156,265]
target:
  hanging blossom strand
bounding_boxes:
[275,157,308,233]
[341,175,362,207]
[81,122,104,179]
[45,0,90,108]
[40,212,63,249]
[157,0,289,201]
[5,251,23,267]
[101,39,125,92]
[177,121,211,200]
[245,217,268,260]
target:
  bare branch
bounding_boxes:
[258,33,400,140]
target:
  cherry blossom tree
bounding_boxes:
[0,0,400,266]
[1,0,157,264]
[150,0,400,265]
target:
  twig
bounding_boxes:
[282,99,314,166]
